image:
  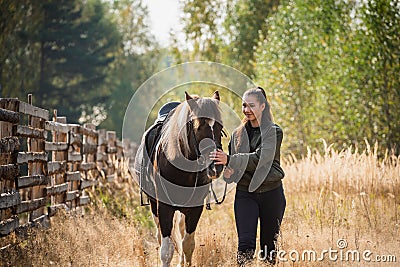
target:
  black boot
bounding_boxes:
[237,249,255,266]
[260,250,277,265]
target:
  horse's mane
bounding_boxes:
[159,97,221,161]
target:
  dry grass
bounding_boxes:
[1,142,399,266]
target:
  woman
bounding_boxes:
[211,87,286,265]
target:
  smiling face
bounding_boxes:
[242,94,265,127]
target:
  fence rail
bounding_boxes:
[0,96,137,237]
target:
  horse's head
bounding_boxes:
[185,91,224,179]
[159,91,224,180]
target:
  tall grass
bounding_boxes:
[1,142,399,266]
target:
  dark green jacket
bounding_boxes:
[226,121,284,193]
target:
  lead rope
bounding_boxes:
[189,121,227,211]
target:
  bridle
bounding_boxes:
[150,116,227,208]
[187,119,227,210]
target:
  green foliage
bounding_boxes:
[223,0,280,77]
[254,0,400,156]
[1,0,159,132]
[37,0,121,122]
[96,0,160,135]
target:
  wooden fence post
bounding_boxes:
[79,123,98,206]
[96,129,107,183]
[0,99,21,236]
[67,124,82,210]
[26,95,47,222]
[45,112,69,217]
[106,131,117,183]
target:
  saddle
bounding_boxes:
[134,102,180,205]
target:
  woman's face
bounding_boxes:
[242,94,265,126]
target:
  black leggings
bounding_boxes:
[234,185,286,257]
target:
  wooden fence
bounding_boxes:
[0,96,137,237]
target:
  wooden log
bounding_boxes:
[82,144,97,154]
[50,115,68,206]
[26,95,47,221]
[48,204,69,217]
[97,129,107,145]
[18,101,49,120]
[16,214,49,233]
[107,131,116,154]
[45,120,69,133]
[0,192,21,209]
[0,108,20,124]
[116,139,123,148]
[96,152,107,161]
[69,131,82,146]
[17,152,48,164]
[0,136,20,153]
[107,147,117,154]
[65,190,79,201]
[45,141,68,151]
[78,196,90,206]
[66,171,80,181]
[0,98,19,110]
[47,161,67,175]
[79,162,96,172]
[31,214,50,228]
[12,125,47,139]
[0,164,19,181]
[80,179,98,189]
[0,215,19,236]
[15,197,48,214]
[44,183,68,196]
[80,126,98,138]
[68,152,82,162]
[16,175,50,189]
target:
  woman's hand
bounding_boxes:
[210,149,228,165]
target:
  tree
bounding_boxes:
[36,0,121,122]
[224,0,280,77]
[254,0,357,155]
[98,0,160,136]
[0,0,42,99]
[254,0,400,156]
[356,0,400,153]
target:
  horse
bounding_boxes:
[147,91,224,266]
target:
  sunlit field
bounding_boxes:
[1,142,399,266]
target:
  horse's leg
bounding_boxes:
[150,200,162,245]
[181,206,204,266]
[158,203,176,267]
[182,231,195,266]
[172,212,185,266]
[161,236,175,267]
[153,215,162,245]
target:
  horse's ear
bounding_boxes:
[185,91,197,111]
[185,91,193,100]
[212,91,220,102]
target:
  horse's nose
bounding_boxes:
[207,160,222,179]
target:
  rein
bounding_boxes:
[187,121,227,210]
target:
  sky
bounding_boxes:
[144,0,182,47]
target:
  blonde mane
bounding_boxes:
[159,97,221,161]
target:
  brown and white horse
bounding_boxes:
[149,91,224,266]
